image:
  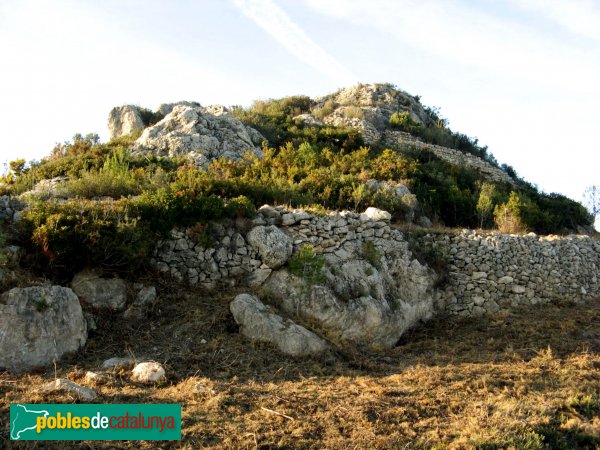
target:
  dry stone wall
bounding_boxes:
[423,230,600,317]
[0,195,22,222]
[151,206,405,290]
[382,130,515,185]
[153,207,600,321]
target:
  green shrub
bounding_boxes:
[389,111,421,133]
[312,99,336,119]
[134,189,226,235]
[343,106,364,119]
[66,148,139,198]
[137,107,164,127]
[361,240,382,269]
[21,199,152,275]
[225,195,256,219]
[288,245,325,285]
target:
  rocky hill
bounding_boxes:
[1,83,599,448]
[0,81,596,372]
[109,83,511,184]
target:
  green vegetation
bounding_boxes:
[390,108,494,161]
[361,240,382,269]
[288,244,325,285]
[0,93,592,277]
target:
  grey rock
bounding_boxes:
[230,294,329,356]
[360,207,391,222]
[156,101,201,116]
[258,205,281,219]
[71,270,127,311]
[131,361,166,383]
[512,285,527,294]
[246,268,272,287]
[246,226,292,269]
[263,249,435,350]
[281,213,296,226]
[135,286,157,306]
[41,379,97,400]
[131,105,264,167]
[19,176,69,199]
[108,105,145,139]
[0,286,87,373]
[84,371,106,382]
[498,276,514,284]
[123,286,157,319]
[365,179,418,221]
[100,356,135,370]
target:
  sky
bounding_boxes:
[1,0,599,218]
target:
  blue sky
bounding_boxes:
[1,0,599,213]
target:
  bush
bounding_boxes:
[66,149,140,198]
[389,111,421,133]
[21,199,152,276]
[313,99,336,119]
[361,240,382,269]
[343,106,364,120]
[225,195,256,219]
[288,245,325,285]
[494,192,527,233]
[137,107,164,127]
[134,189,226,235]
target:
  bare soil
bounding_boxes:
[1,280,599,449]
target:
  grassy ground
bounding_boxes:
[1,280,599,449]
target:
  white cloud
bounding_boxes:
[232,0,356,85]
[509,0,600,42]
[303,0,600,94]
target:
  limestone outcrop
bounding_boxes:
[298,83,515,185]
[108,105,146,140]
[71,270,127,311]
[0,286,87,373]
[230,294,329,356]
[246,225,292,269]
[153,205,436,350]
[131,105,264,167]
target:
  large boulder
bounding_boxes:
[263,237,435,349]
[313,83,431,145]
[364,179,418,222]
[131,105,264,167]
[108,105,146,140]
[19,176,69,200]
[246,225,293,269]
[360,207,392,222]
[71,270,127,311]
[230,294,329,356]
[0,286,87,373]
[156,101,201,116]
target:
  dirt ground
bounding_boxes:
[1,279,599,449]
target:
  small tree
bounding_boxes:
[9,159,26,177]
[494,192,527,233]
[476,182,496,228]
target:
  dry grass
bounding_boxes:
[1,281,600,449]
